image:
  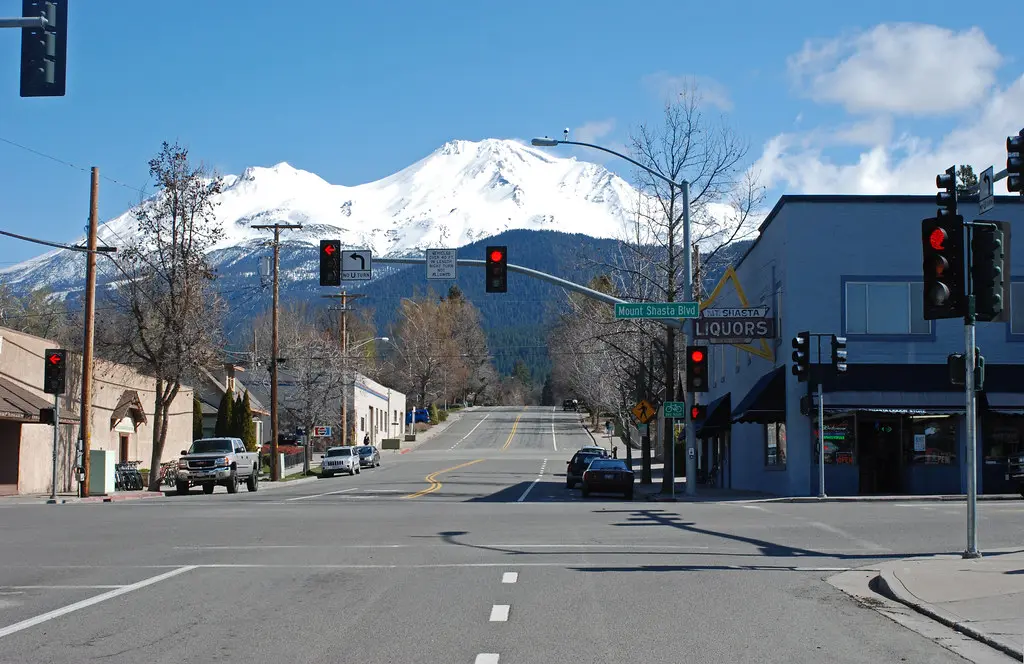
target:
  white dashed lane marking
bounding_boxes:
[450,414,491,450]
[475,655,499,664]
[516,459,548,502]
[501,572,518,584]
[489,604,510,622]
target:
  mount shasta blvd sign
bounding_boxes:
[614,302,699,319]
[696,306,774,343]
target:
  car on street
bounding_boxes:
[406,408,431,424]
[565,447,608,488]
[320,446,360,477]
[562,399,578,411]
[580,457,635,499]
[357,445,380,468]
[176,437,260,495]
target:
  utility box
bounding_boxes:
[89,449,115,495]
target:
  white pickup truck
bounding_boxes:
[176,437,260,495]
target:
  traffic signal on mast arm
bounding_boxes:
[972,221,1011,322]
[1008,129,1024,194]
[791,331,810,382]
[921,215,966,320]
[319,240,340,286]
[20,1,68,97]
[43,348,66,395]
[685,345,708,392]
[485,246,507,293]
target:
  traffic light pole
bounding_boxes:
[963,222,980,559]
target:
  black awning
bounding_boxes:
[819,363,1024,393]
[696,392,731,438]
[731,366,786,424]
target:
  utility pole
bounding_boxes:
[252,223,302,480]
[79,167,99,497]
[323,291,366,446]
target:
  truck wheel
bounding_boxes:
[176,481,189,495]
[202,483,215,494]
[226,472,239,494]
[246,470,259,492]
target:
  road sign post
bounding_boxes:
[614,302,699,320]
[426,249,457,280]
[342,250,373,280]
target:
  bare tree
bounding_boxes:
[101,142,225,490]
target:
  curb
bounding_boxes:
[875,570,1023,660]
[44,491,167,504]
[762,494,1020,503]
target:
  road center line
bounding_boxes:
[500,414,522,451]
[450,413,491,450]
[516,459,548,503]
[0,565,196,640]
[403,458,486,499]
[501,572,518,583]
[285,487,359,501]
[489,604,510,622]
[475,655,499,664]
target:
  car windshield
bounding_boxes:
[326,448,352,457]
[357,447,373,455]
[589,459,629,471]
[573,453,602,466]
[189,440,233,454]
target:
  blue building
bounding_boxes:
[695,194,1024,497]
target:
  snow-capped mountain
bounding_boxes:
[1,138,640,295]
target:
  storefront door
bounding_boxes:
[857,416,903,494]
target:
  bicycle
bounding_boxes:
[159,461,178,488]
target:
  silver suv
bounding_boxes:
[320,447,360,477]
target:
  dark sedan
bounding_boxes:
[580,458,634,499]
[566,449,606,489]
[356,445,380,468]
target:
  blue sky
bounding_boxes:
[2,0,1023,265]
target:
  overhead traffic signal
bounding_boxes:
[791,331,810,382]
[690,404,706,421]
[485,246,507,293]
[319,240,340,286]
[921,216,965,320]
[972,221,1011,322]
[43,348,66,395]
[685,345,708,392]
[936,166,957,218]
[20,1,68,98]
[830,335,847,373]
[1008,129,1024,195]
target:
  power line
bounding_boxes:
[0,136,151,199]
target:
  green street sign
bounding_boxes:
[664,401,686,418]
[614,302,699,319]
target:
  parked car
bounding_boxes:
[357,445,381,468]
[562,399,578,412]
[580,458,635,499]
[405,408,431,425]
[320,447,360,477]
[1008,452,1024,497]
[565,448,609,489]
[176,437,260,495]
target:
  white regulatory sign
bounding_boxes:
[426,248,457,280]
[342,249,372,280]
[979,166,994,215]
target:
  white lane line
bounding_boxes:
[450,413,491,450]
[285,487,359,501]
[550,408,557,451]
[1,585,127,590]
[475,655,500,664]
[807,521,891,552]
[516,458,548,503]
[489,604,510,622]
[0,565,196,640]
[502,572,518,584]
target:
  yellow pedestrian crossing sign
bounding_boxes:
[632,399,656,424]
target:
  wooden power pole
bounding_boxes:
[79,167,99,497]
[252,222,302,480]
[323,290,365,446]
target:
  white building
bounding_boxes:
[351,372,406,445]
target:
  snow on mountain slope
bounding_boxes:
[0,138,640,292]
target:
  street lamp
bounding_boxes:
[531,135,696,497]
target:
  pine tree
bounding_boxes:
[428,403,439,425]
[214,390,234,436]
[193,394,204,440]
[240,391,257,451]
[232,393,244,438]
[541,376,554,406]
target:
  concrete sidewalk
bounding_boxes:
[875,548,1024,659]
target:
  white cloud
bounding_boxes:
[641,72,734,112]
[573,119,616,145]
[753,74,1024,195]
[788,23,1003,116]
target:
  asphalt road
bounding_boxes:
[0,406,1021,663]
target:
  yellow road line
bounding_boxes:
[500,414,522,451]
[402,458,485,499]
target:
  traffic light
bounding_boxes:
[948,350,984,389]
[319,240,340,286]
[1007,129,1023,195]
[485,246,507,293]
[921,215,965,320]
[685,345,708,392]
[791,331,810,382]
[830,335,847,373]
[936,165,957,218]
[43,348,66,395]
[20,1,68,98]
[972,221,1011,322]
[690,404,706,421]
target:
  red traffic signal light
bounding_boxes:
[485,245,507,293]
[689,349,704,363]
[319,240,341,287]
[686,345,709,393]
[921,216,965,319]
[43,348,66,395]
[690,405,706,420]
[489,249,504,262]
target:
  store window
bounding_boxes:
[845,281,931,336]
[983,415,1024,463]
[1011,283,1024,335]
[813,414,856,464]
[765,422,787,467]
[905,416,958,465]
